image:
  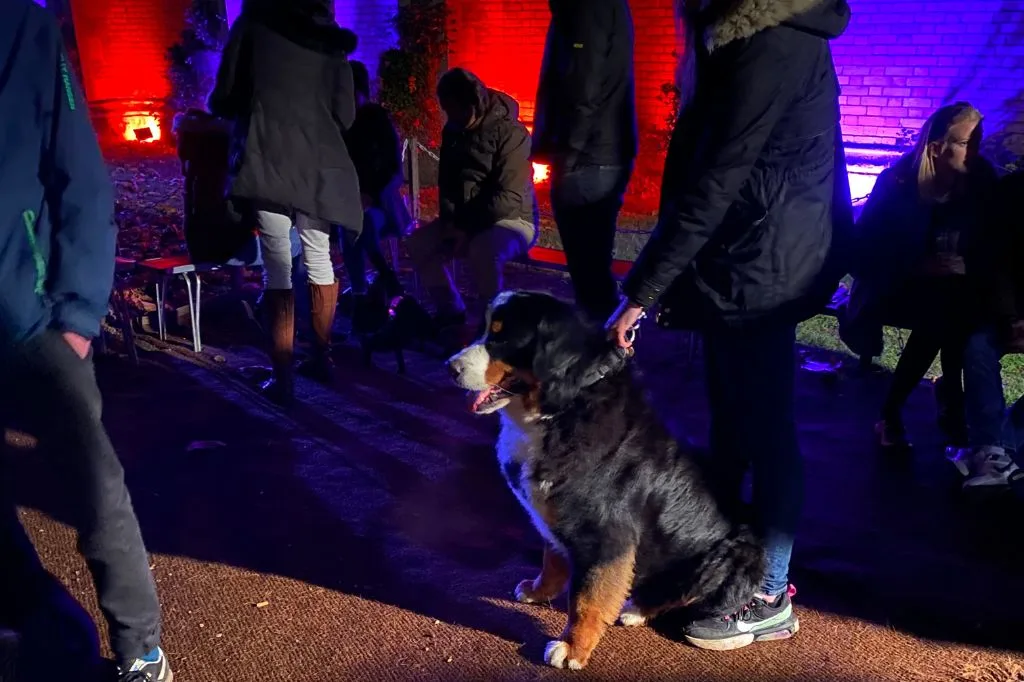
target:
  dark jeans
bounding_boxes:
[0,330,161,665]
[341,208,394,294]
[551,164,630,321]
[964,326,1022,456]
[704,322,803,598]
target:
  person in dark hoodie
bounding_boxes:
[954,170,1024,489]
[608,0,852,650]
[209,0,360,405]
[405,68,538,339]
[532,0,638,321]
[339,59,406,334]
[0,1,171,679]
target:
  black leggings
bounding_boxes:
[882,328,966,423]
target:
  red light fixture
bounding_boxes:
[123,113,162,143]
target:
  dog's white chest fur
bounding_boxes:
[497,405,566,555]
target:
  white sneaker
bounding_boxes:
[962,448,1019,488]
[946,446,972,477]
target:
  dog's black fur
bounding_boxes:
[449,291,764,669]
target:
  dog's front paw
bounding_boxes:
[514,579,539,603]
[617,599,648,627]
[544,640,586,670]
[515,578,561,604]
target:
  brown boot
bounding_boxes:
[259,289,295,407]
[297,280,339,385]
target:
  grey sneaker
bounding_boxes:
[962,448,1020,488]
[119,647,173,682]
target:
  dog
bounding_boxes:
[447,291,764,670]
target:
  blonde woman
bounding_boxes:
[843,103,997,451]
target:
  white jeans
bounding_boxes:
[256,210,334,289]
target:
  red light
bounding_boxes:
[123,114,161,143]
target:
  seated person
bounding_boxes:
[842,103,996,450]
[956,170,1024,488]
[340,59,407,333]
[406,67,538,339]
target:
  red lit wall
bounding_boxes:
[71,0,191,123]
[447,0,681,135]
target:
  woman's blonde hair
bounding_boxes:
[905,102,983,202]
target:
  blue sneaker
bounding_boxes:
[119,647,173,681]
[683,591,799,651]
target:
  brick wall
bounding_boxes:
[447,0,680,133]
[834,0,1024,159]
[335,0,398,84]
[71,0,190,106]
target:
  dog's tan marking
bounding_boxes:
[515,543,570,604]
[484,359,513,386]
[490,320,503,333]
[545,547,637,670]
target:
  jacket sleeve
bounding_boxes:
[849,168,896,278]
[622,36,796,309]
[208,21,247,118]
[361,107,402,197]
[558,0,614,169]
[333,59,356,131]
[975,174,1020,321]
[455,123,532,232]
[45,44,117,340]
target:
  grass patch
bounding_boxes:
[797,315,1024,403]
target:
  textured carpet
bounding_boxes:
[4,271,1024,681]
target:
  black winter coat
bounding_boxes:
[624,0,852,329]
[532,0,637,170]
[438,77,536,235]
[345,102,402,203]
[970,170,1024,329]
[208,1,362,233]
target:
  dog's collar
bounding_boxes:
[579,346,633,389]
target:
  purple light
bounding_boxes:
[831,0,1024,194]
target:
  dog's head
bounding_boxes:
[447,291,618,417]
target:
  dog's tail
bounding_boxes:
[685,525,765,617]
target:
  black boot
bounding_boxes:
[259,289,295,407]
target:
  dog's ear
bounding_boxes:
[532,307,589,413]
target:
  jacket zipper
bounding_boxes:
[22,210,46,295]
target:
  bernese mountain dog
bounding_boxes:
[447,291,764,670]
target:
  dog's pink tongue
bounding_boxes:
[469,388,493,413]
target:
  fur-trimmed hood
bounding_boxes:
[700,0,850,51]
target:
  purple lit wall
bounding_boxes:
[223,0,397,88]
[833,0,1024,199]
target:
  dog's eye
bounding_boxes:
[489,319,503,334]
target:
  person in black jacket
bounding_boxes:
[209,0,360,405]
[532,0,637,321]
[955,171,1024,488]
[340,60,405,333]
[406,68,538,338]
[842,104,994,452]
[608,0,852,650]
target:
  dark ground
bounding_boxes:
[5,264,1024,682]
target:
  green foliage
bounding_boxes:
[378,0,448,148]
